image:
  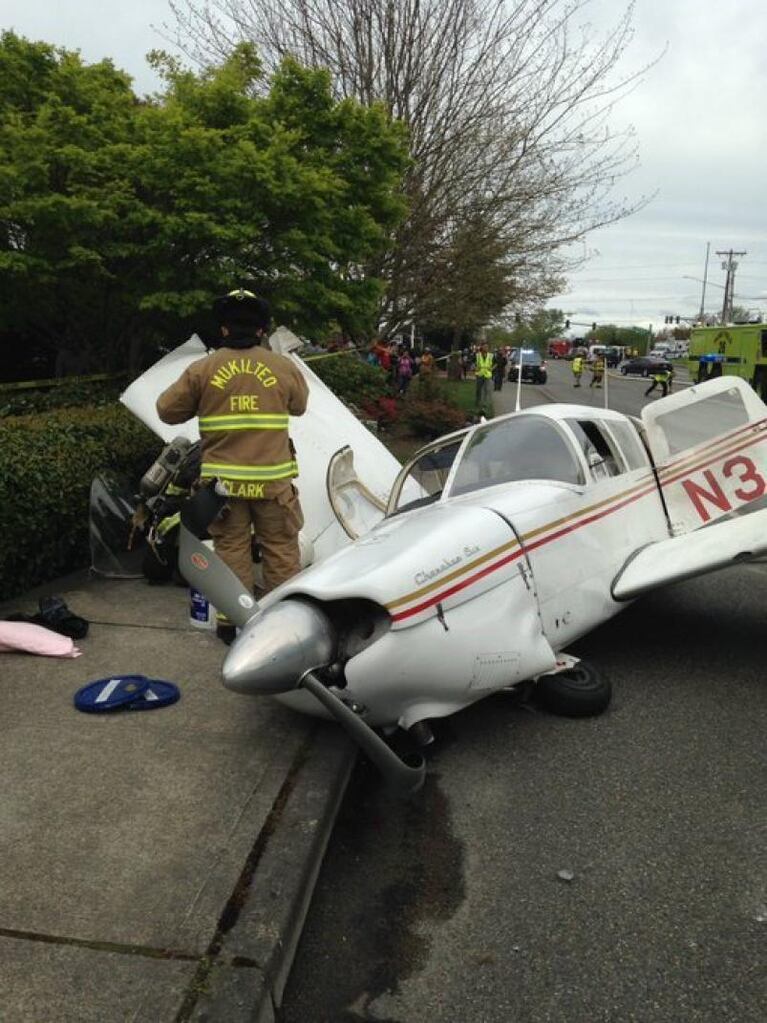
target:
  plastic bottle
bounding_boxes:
[189,540,216,629]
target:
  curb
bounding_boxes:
[187,724,357,1022]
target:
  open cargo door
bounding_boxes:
[640,376,767,535]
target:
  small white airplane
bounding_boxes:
[124,338,767,792]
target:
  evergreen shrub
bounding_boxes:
[0,405,159,597]
[0,378,125,418]
[308,353,390,405]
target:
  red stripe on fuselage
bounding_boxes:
[391,423,767,623]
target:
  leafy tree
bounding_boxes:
[0,33,141,374]
[170,0,657,333]
[0,33,408,377]
[484,308,566,351]
[587,324,652,348]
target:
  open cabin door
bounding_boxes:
[641,376,767,535]
[326,446,389,539]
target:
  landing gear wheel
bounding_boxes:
[534,661,611,718]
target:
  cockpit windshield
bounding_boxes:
[448,415,583,496]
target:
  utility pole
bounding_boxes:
[698,242,710,322]
[716,248,746,324]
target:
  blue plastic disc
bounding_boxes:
[74,675,150,713]
[128,679,181,711]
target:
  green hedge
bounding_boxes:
[0,404,159,597]
[308,352,390,405]
[0,378,125,418]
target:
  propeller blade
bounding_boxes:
[301,672,425,794]
[178,524,258,629]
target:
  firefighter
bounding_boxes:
[572,353,584,387]
[589,355,605,388]
[644,366,671,398]
[156,289,309,644]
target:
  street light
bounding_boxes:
[682,276,726,290]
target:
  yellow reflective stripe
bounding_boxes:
[157,512,181,536]
[200,423,288,432]
[199,414,289,425]
[199,414,289,432]
[200,461,298,481]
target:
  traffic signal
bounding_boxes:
[592,322,597,332]
[675,316,680,324]
[664,315,670,324]
[565,319,570,329]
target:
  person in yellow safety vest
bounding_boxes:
[475,343,493,407]
[156,289,309,644]
[589,355,605,388]
[644,366,672,398]
[572,354,584,387]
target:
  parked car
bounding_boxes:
[507,349,548,384]
[620,356,673,378]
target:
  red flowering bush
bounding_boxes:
[400,398,466,439]
[361,395,400,427]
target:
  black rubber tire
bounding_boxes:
[533,661,611,718]
[621,366,628,375]
[642,368,649,377]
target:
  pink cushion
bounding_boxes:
[0,621,82,658]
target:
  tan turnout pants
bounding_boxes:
[208,484,304,599]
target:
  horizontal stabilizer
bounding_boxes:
[612,508,767,601]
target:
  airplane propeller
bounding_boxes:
[179,486,425,794]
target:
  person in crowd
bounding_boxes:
[460,348,471,380]
[419,347,435,378]
[475,342,493,406]
[397,348,414,394]
[492,347,507,391]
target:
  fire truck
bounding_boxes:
[687,324,767,400]
[546,338,572,359]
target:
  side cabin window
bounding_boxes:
[391,437,463,514]
[449,415,583,496]
[566,419,627,480]
[604,420,649,470]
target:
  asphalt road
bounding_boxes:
[280,360,766,1023]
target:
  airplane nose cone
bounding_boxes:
[222,598,336,695]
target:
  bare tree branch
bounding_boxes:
[164,0,660,333]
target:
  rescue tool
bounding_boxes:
[124,339,767,793]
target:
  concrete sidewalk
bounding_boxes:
[0,571,356,1023]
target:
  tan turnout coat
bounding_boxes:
[156,343,309,499]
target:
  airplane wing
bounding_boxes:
[612,504,767,600]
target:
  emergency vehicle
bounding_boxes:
[546,338,572,359]
[687,323,767,400]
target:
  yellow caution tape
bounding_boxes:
[0,372,126,394]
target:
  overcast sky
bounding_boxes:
[4,0,766,330]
